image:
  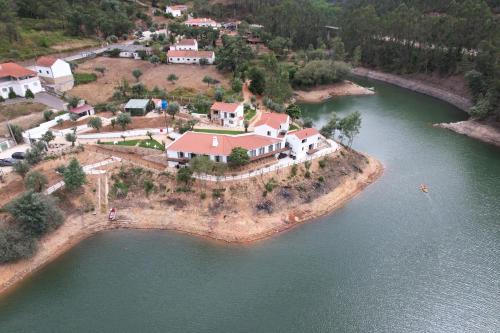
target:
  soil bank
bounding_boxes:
[294,81,374,103]
[0,154,383,296]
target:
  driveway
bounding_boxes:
[3,92,66,111]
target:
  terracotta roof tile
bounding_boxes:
[254,112,289,129]
[176,39,197,46]
[167,50,214,58]
[36,56,58,67]
[166,132,281,156]
[211,102,241,113]
[288,127,320,140]
[0,62,36,79]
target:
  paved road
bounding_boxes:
[2,92,66,111]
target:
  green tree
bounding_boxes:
[43,110,54,121]
[286,104,302,121]
[116,112,132,130]
[248,67,265,95]
[330,37,346,61]
[231,77,243,93]
[6,191,64,237]
[65,132,77,147]
[176,167,193,186]
[24,89,34,99]
[9,124,23,143]
[167,74,178,84]
[41,130,55,143]
[216,35,253,73]
[167,102,180,119]
[132,69,142,82]
[320,113,338,139]
[465,70,486,102]
[228,147,250,167]
[338,111,362,147]
[63,158,86,192]
[202,75,215,87]
[25,144,44,165]
[214,86,225,102]
[13,161,30,178]
[25,171,48,192]
[0,226,38,264]
[87,117,103,131]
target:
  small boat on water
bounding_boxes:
[420,184,429,193]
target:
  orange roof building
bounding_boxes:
[0,62,43,99]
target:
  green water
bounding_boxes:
[1,79,499,332]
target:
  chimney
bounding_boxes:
[212,136,218,147]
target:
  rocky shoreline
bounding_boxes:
[293,81,374,103]
[435,120,500,148]
[0,154,383,296]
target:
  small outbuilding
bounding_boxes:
[124,99,151,116]
[69,104,95,118]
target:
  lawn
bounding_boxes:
[193,128,245,135]
[100,139,165,151]
[0,102,47,122]
[74,72,97,85]
[244,108,256,121]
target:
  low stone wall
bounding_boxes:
[352,67,473,112]
[95,144,161,156]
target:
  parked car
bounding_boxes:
[11,152,26,160]
[0,158,17,167]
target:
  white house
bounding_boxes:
[210,102,244,128]
[68,104,95,118]
[167,50,215,64]
[185,18,218,28]
[254,112,290,138]
[35,56,74,92]
[165,131,285,167]
[170,39,198,51]
[166,5,188,17]
[114,45,151,60]
[0,62,43,99]
[286,128,322,159]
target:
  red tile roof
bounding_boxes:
[167,132,281,156]
[169,5,187,10]
[167,50,214,58]
[69,104,93,114]
[36,56,58,67]
[254,112,289,129]
[0,62,36,79]
[185,18,217,25]
[211,102,241,113]
[288,128,320,140]
[176,39,197,46]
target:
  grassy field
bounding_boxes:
[100,139,165,151]
[0,18,99,61]
[0,102,46,122]
[74,72,98,85]
[244,108,256,121]
[193,128,245,135]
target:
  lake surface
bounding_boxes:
[1,79,499,332]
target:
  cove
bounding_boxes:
[0,78,499,332]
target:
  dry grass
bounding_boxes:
[69,58,231,104]
[0,102,47,122]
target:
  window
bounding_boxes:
[259,147,265,155]
[301,139,306,143]
[267,131,271,136]
[39,70,42,73]
[250,150,256,157]
[178,152,184,158]
[230,113,235,118]
[215,156,220,162]
[276,142,282,150]
[46,71,49,74]
[268,144,274,152]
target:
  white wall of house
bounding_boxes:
[166,7,184,17]
[186,22,218,28]
[169,40,198,51]
[254,124,279,138]
[36,59,72,79]
[119,51,142,60]
[286,134,321,159]
[211,104,244,128]
[0,76,43,99]
[168,53,215,64]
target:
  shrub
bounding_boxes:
[228,147,250,167]
[117,112,132,129]
[318,158,327,169]
[143,179,155,196]
[112,181,129,198]
[290,164,298,177]
[176,167,193,185]
[63,158,86,192]
[25,145,44,165]
[10,124,23,143]
[25,89,34,99]
[0,226,38,264]
[25,171,48,192]
[6,192,64,237]
[43,110,54,121]
[14,161,30,178]
[87,117,103,131]
[74,72,97,85]
[8,90,17,99]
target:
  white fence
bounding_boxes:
[193,142,338,182]
[45,157,121,195]
[22,113,70,141]
[78,127,172,140]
